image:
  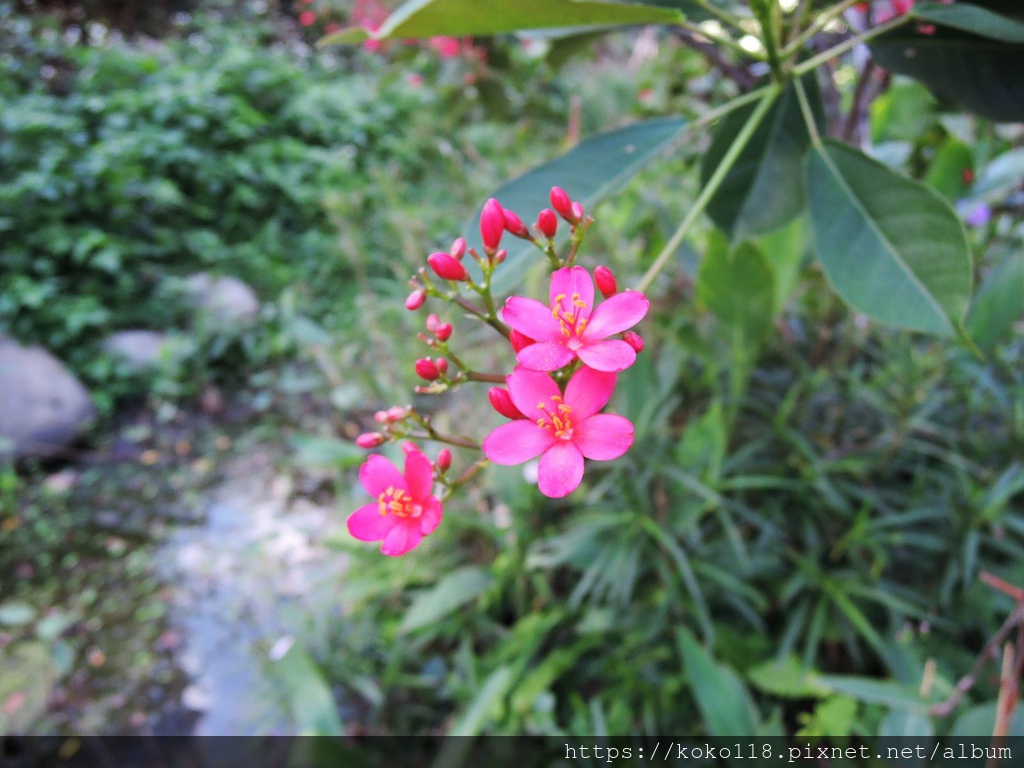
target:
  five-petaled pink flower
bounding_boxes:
[348,447,442,556]
[483,366,634,498]
[501,266,649,373]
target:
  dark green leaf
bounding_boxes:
[924,138,974,202]
[913,2,1024,43]
[320,0,683,44]
[805,140,972,335]
[677,628,759,736]
[702,78,823,239]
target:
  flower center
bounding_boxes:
[378,486,421,517]
[551,292,589,340]
[535,395,574,440]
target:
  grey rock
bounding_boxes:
[182,274,259,327]
[102,330,174,371]
[0,337,96,458]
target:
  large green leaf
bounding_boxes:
[805,140,972,336]
[321,0,683,44]
[677,628,760,736]
[464,117,687,293]
[702,78,823,239]
[966,250,1024,353]
[871,36,1024,122]
[400,566,494,633]
[912,2,1024,43]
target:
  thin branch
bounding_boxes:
[673,27,758,90]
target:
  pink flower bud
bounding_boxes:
[623,331,644,353]
[480,198,505,251]
[386,405,408,421]
[571,201,585,222]
[428,252,468,281]
[536,208,558,239]
[594,265,617,298]
[436,357,449,374]
[450,237,467,260]
[435,323,453,341]
[401,441,419,455]
[502,208,529,238]
[489,387,524,420]
[550,187,574,221]
[405,289,427,310]
[426,314,440,333]
[415,358,439,380]
[374,410,388,423]
[493,249,506,265]
[509,330,533,352]
[356,432,386,448]
[437,449,452,472]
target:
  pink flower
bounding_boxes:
[429,36,462,58]
[501,266,649,373]
[483,366,634,498]
[347,449,442,556]
[298,10,316,26]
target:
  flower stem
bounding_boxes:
[636,83,782,293]
[465,371,506,384]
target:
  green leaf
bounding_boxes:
[290,434,365,469]
[447,665,514,736]
[969,146,1024,203]
[795,695,858,738]
[320,0,683,44]
[272,644,345,736]
[805,140,972,336]
[924,138,974,202]
[747,655,830,699]
[879,708,935,737]
[966,250,1024,353]
[675,399,726,482]
[870,81,937,143]
[871,36,1024,123]
[400,566,494,634]
[697,235,775,344]
[754,214,808,315]
[677,627,759,736]
[702,78,823,239]
[465,117,687,292]
[817,674,928,712]
[951,701,1024,737]
[912,2,1024,43]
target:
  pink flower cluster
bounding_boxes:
[349,187,649,554]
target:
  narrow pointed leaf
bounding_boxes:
[320,0,683,45]
[805,140,972,335]
[677,628,759,736]
[702,77,823,239]
[465,117,687,292]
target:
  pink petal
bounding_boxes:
[420,496,443,535]
[347,503,397,542]
[404,449,434,501]
[516,342,574,372]
[577,340,637,372]
[573,413,634,460]
[583,291,649,340]
[359,454,406,498]
[537,441,585,498]
[563,366,617,421]
[381,520,424,556]
[505,366,561,419]
[483,420,557,465]
[549,266,594,319]
[501,297,563,343]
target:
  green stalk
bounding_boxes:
[636,83,782,293]
[792,13,911,75]
[782,0,863,59]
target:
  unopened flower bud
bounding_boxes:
[571,201,585,222]
[435,323,453,341]
[426,314,440,333]
[436,357,449,374]
[405,289,427,310]
[481,198,505,252]
[356,432,386,448]
[386,405,408,421]
[502,208,530,238]
[536,208,558,239]
[415,358,440,381]
[623,331,644,353]
[450,237,467,260]
[437,448,452,472]
[374,410,388,423]
[509,330,533,353]
[594,265,617,298]
[550,186,574,222]
[401,441,419,455]
[428,252,468,281]
[489,387,524,420]
[493,249,506,265]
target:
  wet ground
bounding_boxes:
[1,404,350,736]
